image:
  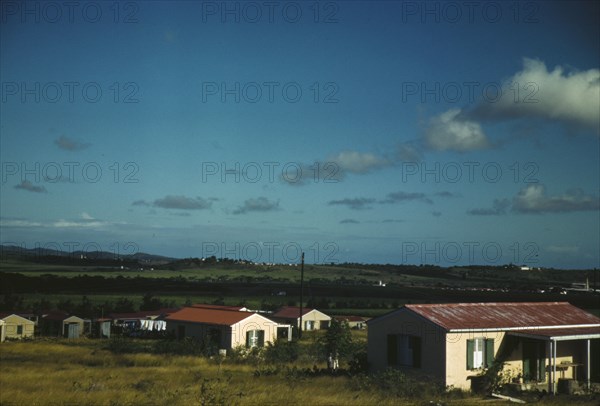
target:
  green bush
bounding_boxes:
[264,339,299,364]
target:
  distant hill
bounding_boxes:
[0,245,176,265]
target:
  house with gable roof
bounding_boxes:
[270,306,331,331]
[367,302,600,393]
[166,306,291,351]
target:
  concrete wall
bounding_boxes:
[445,331,506,390]
[367,309,446,382]
[231,313,280,347]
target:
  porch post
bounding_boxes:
[587,339,591,390]
[552,339,557,395]
[547,340,553,393]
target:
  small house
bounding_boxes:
[0,313,35,339]
[270,306,331,331]
[166,306,290,351]
[39,311,85,338]
[367,302,600,393]
[334,315,367,330]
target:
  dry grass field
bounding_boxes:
[1,338,598,405]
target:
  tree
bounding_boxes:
[114,297,135,313]
[321,319,352,370]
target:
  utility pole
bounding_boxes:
[299,252,305,339]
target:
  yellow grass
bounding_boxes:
[2,339,592,405]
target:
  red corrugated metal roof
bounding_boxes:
[405,302,600,330]
[271,306,314,319]
[166,307,253,326]
[191,304,245,311]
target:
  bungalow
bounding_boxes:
[334,315,367,330]
[40,311,85,338]
[270,306,331,331]
[166,306,290,351]
[0,313,35,339]
[367,302,600,393]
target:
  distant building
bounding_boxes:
[0,314,35,340]
[270,306,331,331]
[166,306,290,351]
[334,315,367,329]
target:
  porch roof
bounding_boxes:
[508,326,600,341]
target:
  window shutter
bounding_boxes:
[485,339,494,368]
[411,336,421,368]
[257,330,265,347]
[387,334,398,366]
[246,331,251,348]
[466,339,474,370]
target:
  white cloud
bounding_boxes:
[478,58,600,130]
[512,184,599,213]
[424,108,490,152]
[328,151,389,174]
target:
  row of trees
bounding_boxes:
[0,293,176,318]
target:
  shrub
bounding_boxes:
[264,339,299,364]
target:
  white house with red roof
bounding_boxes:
[367,302,600,393]
[166,306,291,351]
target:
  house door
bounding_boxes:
[523,340,545,382]
[65,323,79,339]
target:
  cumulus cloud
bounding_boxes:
[468,185,599,215]
[282,150,390,186]
[329,151,390,174]
[328,197,376,210]
[233,197,280,214]
[423,108,490,152]
[14,180,47,193]
[132,200,150,207]
[340,218,360,224]
[474,58,600,130]
[512,185,599,213]
[153,195,212,210]
[380,191,432,204]
[54,135,91,151]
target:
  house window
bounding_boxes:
[246,330,265,348]
[387,334,421,368]
[17,325,23,335]
[304,320,315,331]
[467,338,494,370]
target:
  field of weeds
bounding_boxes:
[1,338,598,405]
[0,338,468,405]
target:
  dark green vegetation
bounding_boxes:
[1,250,599,317]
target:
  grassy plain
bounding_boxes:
[2,336,599,405]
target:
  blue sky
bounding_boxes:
[1,1,599,268]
